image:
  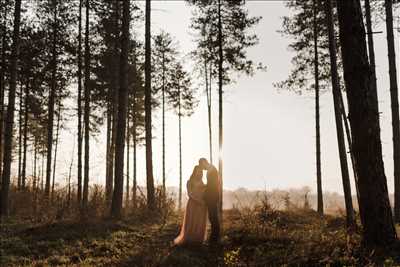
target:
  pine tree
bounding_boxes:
[336,0,397,247]
[0,0,22,218]
[144,0,155,209]
[325,0,355,228]
[111,0,130,218]
[167,62,197,210]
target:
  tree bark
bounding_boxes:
[325,0,355,228]
[110,0,129,218]
[339,90,360,203]
[206,60,213,164]
[217,0,223,214]
[105,100,111,201]
[77,0,83,205]
[178,87,182,210]
[33,138,37,191]
[313,0,323,215]
[107,0,120,204]
[384,0,400,223]
[18,83,22,189]
[51,98,61,201]
[145,0,155,209]
[45,0,58,198]
[0,0,7,180]
[132,101,137,209]
[82,0,90,210]
[162,52,166,198]
[336,0,397,247]
[364,0,378,95]
[21,79,28,189]
[0,0,21,218]
[126,103,130,208]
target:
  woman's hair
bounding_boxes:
[190,165,202,181]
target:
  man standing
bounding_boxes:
[199,158,221,243]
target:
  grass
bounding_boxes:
[1,209,400,266]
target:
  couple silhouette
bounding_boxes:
[174,158,221,245]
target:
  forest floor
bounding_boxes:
[1,209,400,267]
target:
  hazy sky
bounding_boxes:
[28,1,400,195]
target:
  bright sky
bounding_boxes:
[22,1,400,195]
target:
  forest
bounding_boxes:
[1,0,400,266]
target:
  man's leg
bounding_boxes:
[208,203,220,242]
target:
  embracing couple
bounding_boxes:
[174,158,221,245]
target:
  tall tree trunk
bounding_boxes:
[132,46,138,209]
[217,0,223,214]
[126,104,130,208]
[45,0,58,198]
[132,101,137,209]
[0,0,21,218]
[0,0,7,180]
[107,0,120,204]
[41,153,44,191]
[336,0,397,247]
[51,98,61,201]
[178,88,183,210]
[82,0,90,210]
[67,145,73,208]
[339,90,360,203]
[162,53,166,198]
[313,0,323,215]
[145,0,155,209]
[111,0,129,218]
[21,78,28,189]
[105,100,111,201]
[77,0,83,205]
[33,138,37,191]
[206,60,213,164]
[384,0,400,223]
[325,0,355,228]
[18,83,22,189]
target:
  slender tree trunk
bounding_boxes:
[313,0,323,215]
[217,0,223,214]
[107,0,120,204]
[21,79,28,189]
[107,110,115,203]
[41,154,44,191]
[384,0,400,223]
[67,149,73,208]
[111,0,129,218]
[336,0,397,247]
[364,0,378,94]
[0,0,21,218]
[132,103,137,209]
[51,99,61,201]
[77,0,83,205]
[339,90,360,203]
[145,0,155,209]
[18,83,22,189]
[33,138,37,191]
[325,0,355,228]
[45,0,58,198]
[105,100,111,200]
[132,46,138,209]
[0,0,7,180]
[126,104,130,208]
[162,53,166,198]
[82,0,90,210]
[205,60,213,164]
[178,89,183,211]
[33,140,37,213]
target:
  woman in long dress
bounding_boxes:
[174,165,208,245]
